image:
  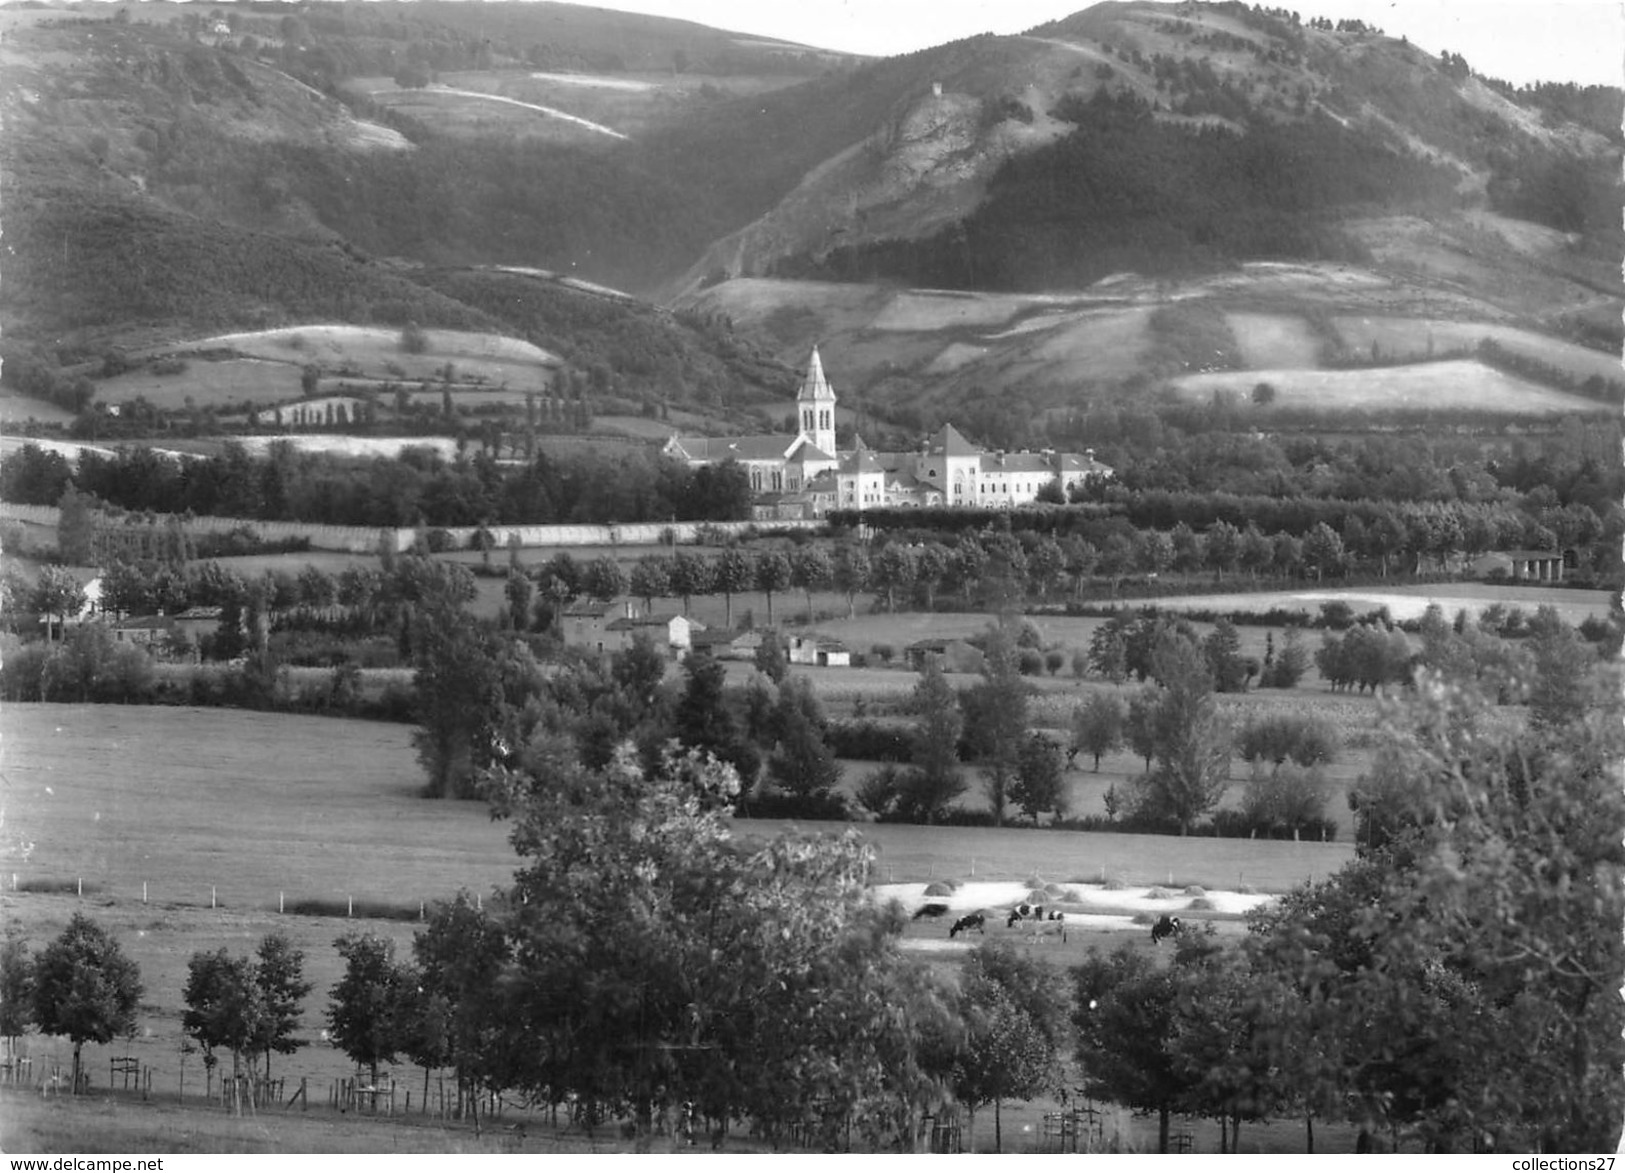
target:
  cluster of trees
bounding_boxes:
[1,444,753,532]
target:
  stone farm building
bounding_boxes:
[561,601,695,657]
[662,347,1112,516]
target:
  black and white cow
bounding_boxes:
[1150,914,1182,944]
[1006,902,1045,928]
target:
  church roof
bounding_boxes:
[786,436,837,463]
[665,434,794,462]
[927,423,980,458]
[796,345,836,402]
[840,445,883,474]
[978,451,1054,474]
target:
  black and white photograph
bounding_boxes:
[0,0,1620,1157]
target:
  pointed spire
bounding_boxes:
[798,344,835,402]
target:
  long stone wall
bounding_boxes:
[0,502,818,553]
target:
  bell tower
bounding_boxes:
[795,345,838,455]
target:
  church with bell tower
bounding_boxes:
[796,345,838,459]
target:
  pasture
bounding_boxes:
[0,696,1360,1153]
[344,70,806,141]
[1225,311,1322,368]
[1171,358,1612,415]
[1331,315,1624,386]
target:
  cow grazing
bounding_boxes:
[913,902,951,921]
[949,913,985,938]
[1006,902,1045,928]
[1150,914,1181,944]
[1033,915,1067,944]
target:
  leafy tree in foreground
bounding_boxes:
[487,742,953,1149]
[182,949,262,1080]
[1250,671,1625,1151]
[1071,944,1189,1153]
[327,932,410,1087]
[953,943,1068,1152]
[413,893,514,1131]
[33,913,143,1093]
[252,932,312,1077]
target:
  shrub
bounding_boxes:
[399,322,430,355]
[740,789,851,821]
[1236,762,1332,836]
[0,642,50,701]
[1236,712,1339,767]
[1318,600,1355,630]
[1018,648,1045,676]
[283,897,421,921]
[853,764,904,817]
[826,720,913,762]
[149,356,189,376]
[871,643,896,665]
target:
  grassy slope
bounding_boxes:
[1171,359,1613,415]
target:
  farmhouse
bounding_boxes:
[603,612,696,657]
[688,629,762,660]
[563,600,699,656]
[109,615,178,647]
[788,634,851,667]
[664,348,1112,514]
[907,637,984,674]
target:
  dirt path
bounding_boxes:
[428,86,628,139]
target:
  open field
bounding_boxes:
[0,700,1359,1153]
[1331,316,1623,386]
[1143,582,1615,627]
[345,70,807,141]
[93,358,305,412]
[1171,359,1612,415]
[1225,311,1322,368]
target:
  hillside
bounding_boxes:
[669,2,1621,297]
[1,0,1617,439]
[0,9,801,419]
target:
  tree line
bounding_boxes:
[1,443,753,531]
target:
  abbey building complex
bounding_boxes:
[662,348,1113,516]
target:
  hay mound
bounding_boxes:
[1145,887,1175,900]
[1183,885,1207,897]
[922,881,957,897]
